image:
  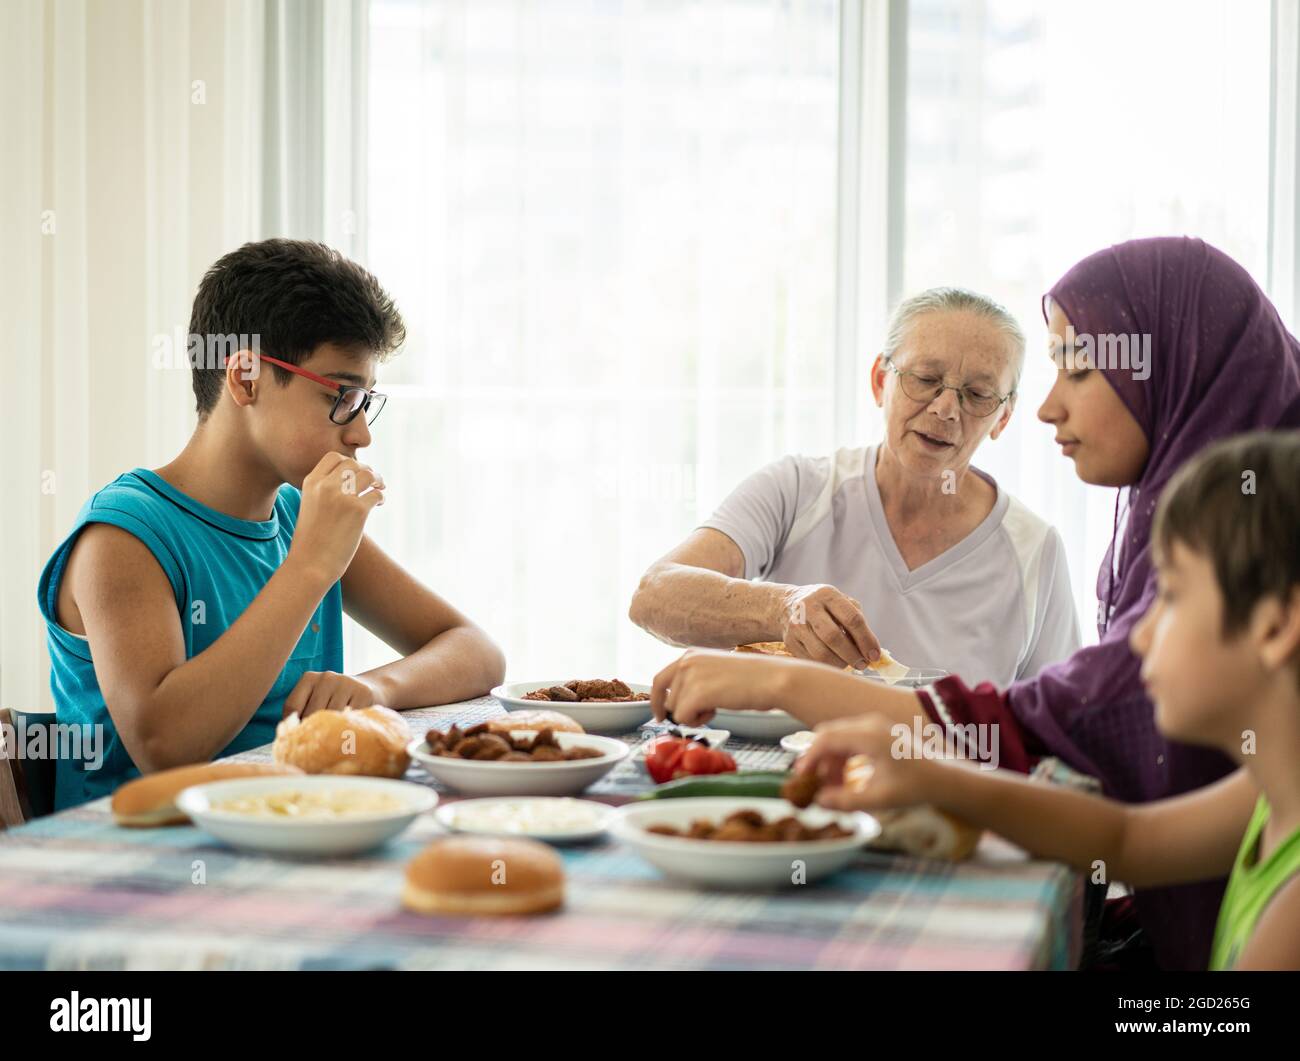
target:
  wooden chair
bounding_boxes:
[0,709,57,829]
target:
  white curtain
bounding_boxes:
[0,0,359,712]
[262,0,369,253]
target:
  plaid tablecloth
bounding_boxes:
[0,698,1083,970]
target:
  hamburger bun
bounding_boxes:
[112,761,304,827]
[273,706,412,778]
[402,836,565,916]
[486,710,584,735]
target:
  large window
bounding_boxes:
[900,0,1271,631]
[356,0,1273,681]
[361,0,840,678]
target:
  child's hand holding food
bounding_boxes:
[796,715,942,813]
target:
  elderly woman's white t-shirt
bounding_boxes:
[699,444,1081,687]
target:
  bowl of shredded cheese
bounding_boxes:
[176,775,437,857]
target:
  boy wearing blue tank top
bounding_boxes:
[37,239,506,809]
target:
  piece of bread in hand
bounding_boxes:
[272,706,412,778]
[735,641,793,657]
[738,637,909,681]
[844,754,981,861]
[486,710,584,735]
[112,761,304,827]
[737,639,863,676]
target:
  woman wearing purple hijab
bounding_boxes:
[649,237,1300,970]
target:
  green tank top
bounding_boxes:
[1210,796,1300,970]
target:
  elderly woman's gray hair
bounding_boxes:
[883,287,1025,390]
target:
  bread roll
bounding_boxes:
[272,706,412,778]
[870,806,982,861]
[486,711,584,735]
[112,761,304,827]
[844,753,981,861]
[402,836,565,916]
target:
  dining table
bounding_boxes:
[0,696,1084,970]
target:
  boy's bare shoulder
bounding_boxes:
[56,523,174,636]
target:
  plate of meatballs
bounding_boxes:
[408,722,630,796]
[492,678,654,733]
[611,797,879,888]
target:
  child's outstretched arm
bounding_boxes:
[332,533,506,713]
[650,648,922,728]
[801,717,1257,889]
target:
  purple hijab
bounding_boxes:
[1009,237,1300,969]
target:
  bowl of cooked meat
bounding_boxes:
[611,797,879,887]
[408,723,630,796]
[492,679,654,733]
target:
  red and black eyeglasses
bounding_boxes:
[258,354,388,426]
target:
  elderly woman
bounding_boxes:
[629,287,1081,687]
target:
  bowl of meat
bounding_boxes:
[492,679,653,734]
[611,797,879,888]
[408,723,630,796]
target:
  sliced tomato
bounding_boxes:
[645,735,689,784]
[679,742,737,777]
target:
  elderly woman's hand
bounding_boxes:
[780,583,880,669]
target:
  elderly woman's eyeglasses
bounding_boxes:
[882,354,1013,418]
[257,354,388,426]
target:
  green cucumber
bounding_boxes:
[635,770,791,800]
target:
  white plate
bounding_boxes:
[709,708,805,742]
[637,725,731,753]
[175,775,436,857]
[409,731,630,796]
[612,797,879,888]
[855,667,950,689]
[492,680,653,733]
[435,797,613,843]
[780,730,816,755]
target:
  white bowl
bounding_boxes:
[612,797,879,888]
[492,680,654,733]
[175,775,436,857]
[409,731,630,796]
[709,708,805,742]
[435,797,614,843]
[780,730,816,755]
